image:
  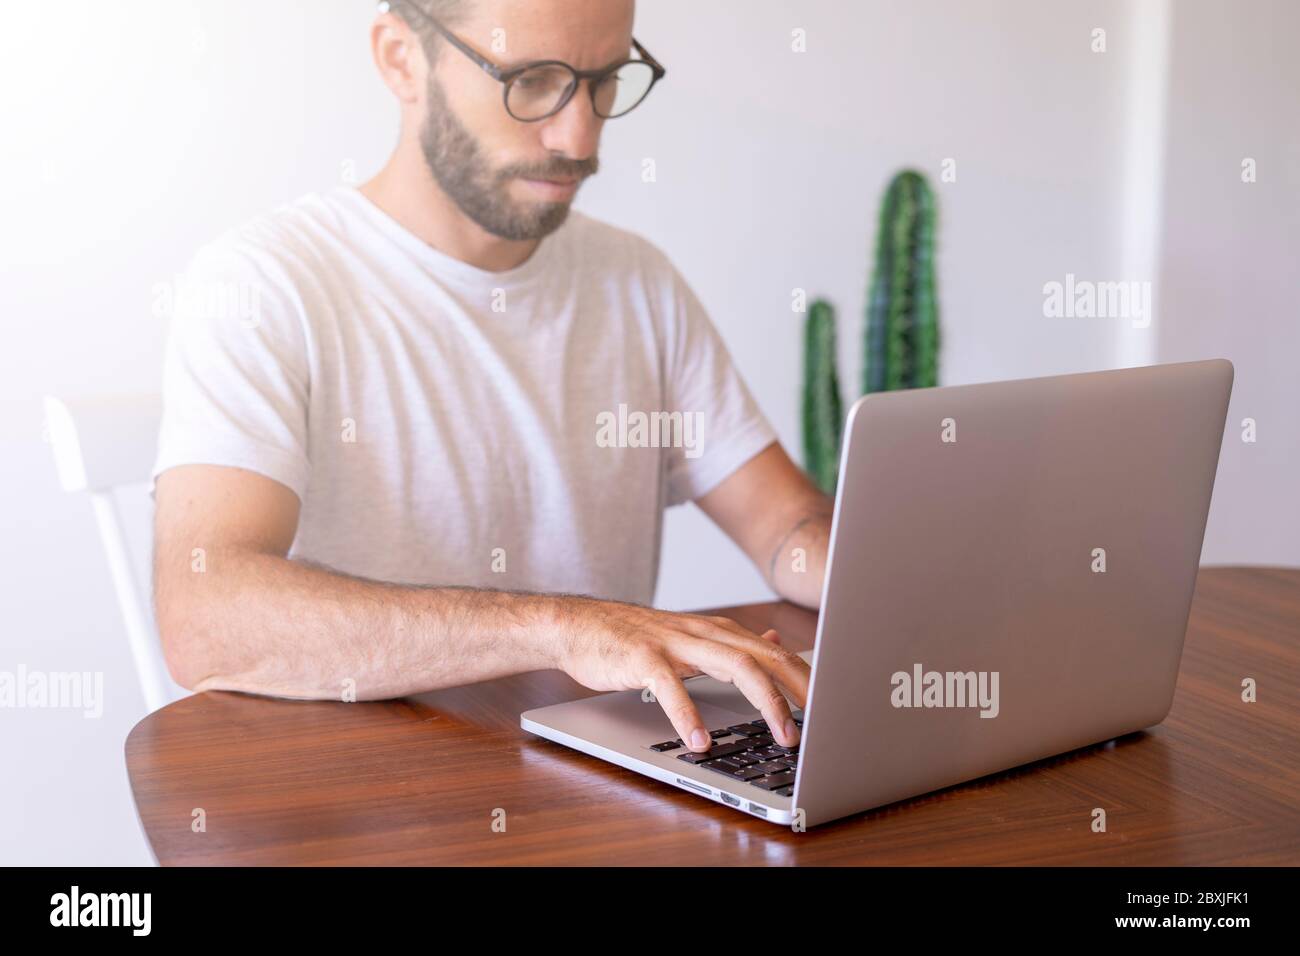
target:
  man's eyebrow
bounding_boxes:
[498,48,634,74]
[591,49,636,73]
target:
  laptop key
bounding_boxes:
[703,741,752,759]
[726,723,765,737]
[709,729,733,739]
[752,761,787,775]
[677,751,714,764]
[649,741,681,752]
[702,760,765,781]
[751,771,797,791]
[775,785,795,797]
[676,741,751,764]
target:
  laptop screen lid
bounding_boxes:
[792,360,1233,827]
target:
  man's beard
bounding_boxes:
[419,77,599,242]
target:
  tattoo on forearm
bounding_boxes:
[767,512,830,585]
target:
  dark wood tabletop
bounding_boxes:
[125,566,1300,865]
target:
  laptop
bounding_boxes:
[521,359,1234,827]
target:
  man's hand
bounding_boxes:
[552,599,810,752]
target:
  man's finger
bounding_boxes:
[643,668,711,752]
[684,619,811,711]
[674,638,802,748]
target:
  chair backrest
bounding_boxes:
[44,393,189,714]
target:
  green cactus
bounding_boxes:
[801,169,940,492]
[802,298,844,495]
[864,169,939,393]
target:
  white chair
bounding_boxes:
[44,393,189,713]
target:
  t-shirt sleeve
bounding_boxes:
[151,237,312,501]
[660,260,778,506]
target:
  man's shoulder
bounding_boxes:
[188,189,350,281]
[562,209,676,277]
[168,191,352,341]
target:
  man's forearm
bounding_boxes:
[156,547,567,700]
[767,509,832,608]
[694,443,834,611]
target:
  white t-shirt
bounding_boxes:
[152,186,776,605]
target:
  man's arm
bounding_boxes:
[695,442,833,609]
[153,464,561,699]
[153,463,811,750]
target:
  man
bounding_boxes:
[152,0,832,755]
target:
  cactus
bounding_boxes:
[864,169,939,392]
[801,169,940,491]
[802,299,844,495]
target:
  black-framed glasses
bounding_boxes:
[386,0,666,122]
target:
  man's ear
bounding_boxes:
[370,8,426,105]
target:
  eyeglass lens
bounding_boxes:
[506,60,657,120]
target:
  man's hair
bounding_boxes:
[390,0,472,64]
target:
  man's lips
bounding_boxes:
[519,175,582,199]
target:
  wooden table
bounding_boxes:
[125,567,1300,865]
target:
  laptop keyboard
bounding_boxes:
[648,717,802,797]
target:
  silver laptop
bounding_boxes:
[521,360,1234,827]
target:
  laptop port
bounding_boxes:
[748,803,768,817]
[675,777,711,796]
[720,792,741,807]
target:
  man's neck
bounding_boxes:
[359,146,542,273]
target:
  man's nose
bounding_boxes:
[538,82,604,161]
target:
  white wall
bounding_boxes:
[1152,0,1300,566]
[0,0,1292,865]
[630,0,1138,610]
